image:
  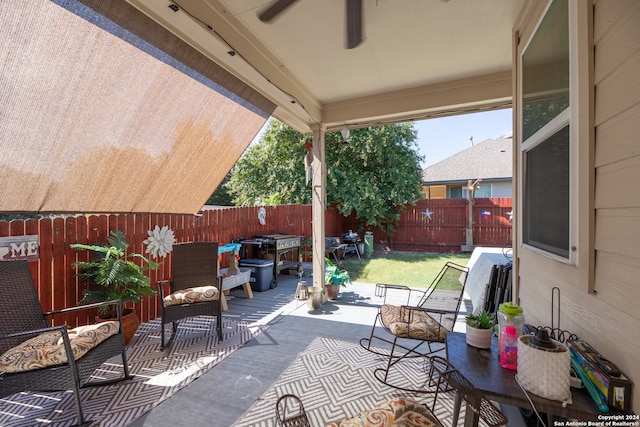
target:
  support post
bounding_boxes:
[311,123,327,299]
[461,179,480,252]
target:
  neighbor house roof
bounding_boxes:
[422,136,513,185]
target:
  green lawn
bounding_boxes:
[339,251,471,288]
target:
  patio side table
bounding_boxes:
[219,268,253,311]
[444,332,602,426]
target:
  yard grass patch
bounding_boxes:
[339,251,471,289]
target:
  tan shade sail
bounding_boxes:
[0,0,275,214]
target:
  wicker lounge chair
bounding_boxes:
[326,397,442,427]
[279,359,507,427]
[156,242,223,349]
[360,262,469,392]
[279,377,506,427]
[0,259,133,426]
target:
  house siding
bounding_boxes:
[592,0,640,406]
[516,0,640,412]
[423,181,512,199]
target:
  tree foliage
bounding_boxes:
[326,123,424,234]
[228,121,311,206]
[206,172,234,206]
[227,120,424,233]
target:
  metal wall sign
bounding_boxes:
[0,235,39,261]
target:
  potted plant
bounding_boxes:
[71,230,160,343]
[465,310,495,349]
[324,257,351,301]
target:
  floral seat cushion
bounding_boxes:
[163,285,219,307]
[326,397,441,427]
[379,304,446,341]
[0,321,119,374]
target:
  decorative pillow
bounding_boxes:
[0,321,119,374]
[163,285,219,307]
[326,397,440,427]
[379,305,446,341]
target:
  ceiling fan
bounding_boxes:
[258,0,363,49]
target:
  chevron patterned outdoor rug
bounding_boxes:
[231,337,463,427]
[0,316,266,427]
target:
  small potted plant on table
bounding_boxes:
[465,310,495,349]
[71,230,159,344]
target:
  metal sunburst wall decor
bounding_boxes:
[144,225,175,258]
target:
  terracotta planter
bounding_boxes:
[465,325,493,349]
[96,308,140,345]
[325,284,341,301]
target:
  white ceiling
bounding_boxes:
[127,0,525,133]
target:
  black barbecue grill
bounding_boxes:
[342,231,359,243]
[341,231,361,259]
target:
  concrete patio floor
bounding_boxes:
[129,272,525,427]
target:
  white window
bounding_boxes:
[473,184,492,199]
[520,0,576,262]
[450,186,463,199]
[451,183,492,199]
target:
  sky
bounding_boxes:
[414,108,513,168]
[251,108,513,168]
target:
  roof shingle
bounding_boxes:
[422,136,512,184]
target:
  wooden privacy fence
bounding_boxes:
[0,205,314,328]
[0,199,510,327]
[390,198,513,252]
[340,198,512,253]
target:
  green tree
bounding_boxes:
[325,123,424,235]
[206,172,234,206]
[227,120,424,234]
[228,121,310,206]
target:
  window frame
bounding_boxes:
[518,0,581,265]
[473,183,492,199]
[449,186,463,199]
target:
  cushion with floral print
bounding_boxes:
[0,321,119,373]
[325,397,441,427]
[163,285,219,307]
[379,305,446,341]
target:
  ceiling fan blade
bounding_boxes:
[258,0,299,22]
[346,0,362,49]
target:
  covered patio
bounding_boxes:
[133,273,521,427]
[1,0,639,424]
[2,267,531,426]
